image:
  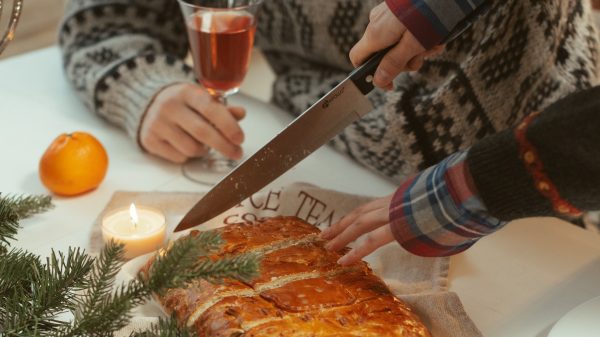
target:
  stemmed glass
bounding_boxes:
[177,0,262,185]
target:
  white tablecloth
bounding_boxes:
[1,47,599,337]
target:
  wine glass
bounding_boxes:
[177,0,262,185]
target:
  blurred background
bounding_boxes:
[0,0,64,59]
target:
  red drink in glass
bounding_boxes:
[186,12,256,95]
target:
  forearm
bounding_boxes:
[59,0,194,141]
[468,86,600,221]
[390,150,507,257]
[392,86,600,256]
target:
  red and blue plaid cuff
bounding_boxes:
[389,150,507,257]
[384,0,488,49]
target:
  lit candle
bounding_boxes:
[102,203,167,259]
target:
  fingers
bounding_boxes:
[406,44,446,72]
[321,207,362,240]
[324,206,389,252]
[373,32,426,88]
[321,196,389,240]
[229,106,246,121]
[349,3,406,67]
[337,225,395,266]
[143,135,188,164]
[174,105,243,160]
[183,86,245,145]
[320,195,394,265]
[139,83,246,163]
[154,121,209,158]
[406,55,425,72]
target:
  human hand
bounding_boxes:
[140,83,246,163]
[349,2,444,89]
[320,194,395,266]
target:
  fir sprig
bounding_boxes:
[145,232,224,293]
[0,247,92,335]
[0,248,43,297]
[0,197,20,248]
[189,253,261,283]
[0,194,262,337]
[33,248,93,322]
[77,240,126,320]
[4,194,53,219]
[62,234,261,336]
[0,194,53,250]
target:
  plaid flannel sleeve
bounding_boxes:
[384,0,490,49]
[389,150,507,257]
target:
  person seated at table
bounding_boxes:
[58,0,599,173]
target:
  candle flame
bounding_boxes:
[129,203,139,226]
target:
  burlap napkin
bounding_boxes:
[91,183,481,337]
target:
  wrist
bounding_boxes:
[389,150,507,257]
[137,81,194,151]
[384,0,445,50]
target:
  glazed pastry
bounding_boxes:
[144,216,431,337]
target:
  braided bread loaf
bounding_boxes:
[144,216,431,337]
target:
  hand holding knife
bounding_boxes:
[174,49,390,232]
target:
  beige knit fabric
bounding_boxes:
[59,0,600,182]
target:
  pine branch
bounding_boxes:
[63,232,260,336]
[0,194,53,251]
[144,232,224,294]
[58,242,136,336]
[0,198,19,249]
[64,278,150,336]
[0,194,261,337]
[1,248,93,336]
[75,241,125,322]
[189,253,261,284]
[35,248,93,316]
[190,231,223,254]
[60,235,211,336]
[0,248,45,335]
[4,194,53,220]
[0,248,43,306]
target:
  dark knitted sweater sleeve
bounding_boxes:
[59,0,195,141]
[467,86,600,221]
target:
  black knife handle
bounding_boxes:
[348,46,392,96]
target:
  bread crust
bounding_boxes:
[146,216,431,337]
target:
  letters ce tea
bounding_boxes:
[142,216,431,337]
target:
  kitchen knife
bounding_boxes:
[174,49,388,232]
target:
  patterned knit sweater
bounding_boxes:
[59,0,600,183]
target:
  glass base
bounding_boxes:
[182,151,239,185]
[205,87,239,102]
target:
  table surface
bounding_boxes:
[2,47,599,337]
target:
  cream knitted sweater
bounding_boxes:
[59,0,599,182]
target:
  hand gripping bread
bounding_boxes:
[144,216,431,337]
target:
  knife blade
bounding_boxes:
[175,49,389,232]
